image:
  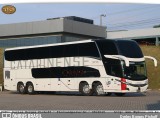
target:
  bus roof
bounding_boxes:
[5,39,133,51]
[5,39,93,51]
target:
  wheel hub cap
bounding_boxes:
[97,85,104,94]
[83,85,90,93]
[28,85,33,93]
[20,85,24,92]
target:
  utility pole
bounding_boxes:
[100,14,106,26]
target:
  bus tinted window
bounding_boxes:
[63,44,78,57]
[5,46,53,61]
[32,66,100,78]
[116,40,143,58]
[96,41,118,56]
[5,42,100,61]
[78,43,100,58]
[103,58,123,77]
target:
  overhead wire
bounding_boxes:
[106,6,160,30]
[107,6,160,24]
[90,5,160,30]
[107,18,160,30]
[106,5,155,16]
[89,6,154,21]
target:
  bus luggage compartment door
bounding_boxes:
[59,78,78,91]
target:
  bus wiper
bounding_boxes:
[144,56,157,67]
[104,55,129,67]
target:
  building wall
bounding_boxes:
[0,19,106,38]
[107,28,160,46]
[107,28,160,39]
[63,19,106,38]
[0,19,64,37]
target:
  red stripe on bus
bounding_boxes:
[121,78,126,90]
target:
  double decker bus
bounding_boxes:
[4,39,157,96]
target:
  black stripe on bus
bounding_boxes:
[5,42,100,61]
[31,66,100,78]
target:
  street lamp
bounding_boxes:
[100,14,106,26]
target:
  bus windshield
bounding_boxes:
[122,61,147,80]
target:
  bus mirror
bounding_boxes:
[144,56,157,67]
[104,55,129,67]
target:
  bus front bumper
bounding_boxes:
[126,84,148,93]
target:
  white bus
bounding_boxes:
[3,39,157,96]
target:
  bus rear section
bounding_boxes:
[3,39,157,96]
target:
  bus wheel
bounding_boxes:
[115,93,125,96]
[17,83,26,94]
[79,82,93,96]
[94,82,104,96]
[26,83,35,95]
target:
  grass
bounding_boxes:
[140,45,160,89]
[0,46,159,89]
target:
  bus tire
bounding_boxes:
[115,93,125,96]
[17,83,26,94]
[79,82,93,96]
[94,82,104,96]
[26,83,35,95]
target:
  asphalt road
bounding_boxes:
[0,91,160,110]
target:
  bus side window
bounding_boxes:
[111,66,116,76]
[107,64,123,78]
[78,43,100,58]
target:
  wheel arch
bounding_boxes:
[92,81,102,88]
[79,81,88,88]
[17,81,24,88]
[26,81,33,86]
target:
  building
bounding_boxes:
[107,28,160,46]
[0,16,106,48]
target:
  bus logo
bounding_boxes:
[2,5,16,14]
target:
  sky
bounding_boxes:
[0,3,160,31]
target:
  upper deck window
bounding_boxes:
[96,40,143,58]
[5,42,100,61]
[116,40,143,58]
[96,40,118,56]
